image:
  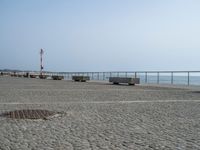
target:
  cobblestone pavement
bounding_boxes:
[0,76,200,150]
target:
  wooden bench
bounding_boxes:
[30,74,38,78]
[52,75,64,80]
[17,74,23,77]
[12,74,17,77]
[72,76,90,82]
[109,77,140,85]
[39,75,48,79]
[23,73,29,78]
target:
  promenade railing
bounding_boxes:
[46,71,200,86]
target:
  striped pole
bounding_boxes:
[40,49,44,75]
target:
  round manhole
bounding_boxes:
[0,109,60,120]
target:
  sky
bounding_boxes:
[0,0,200,72]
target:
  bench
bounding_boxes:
[23,73,29,78]
[30,74,38,78]
[39,75,48,79]
[72,76,90,82]
[52,75,64,80]
[11,74,17,77]
[109,77,140,85]
[17,74,23,77]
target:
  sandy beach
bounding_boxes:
[0,76,200,150]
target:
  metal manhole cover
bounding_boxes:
[0,109,60,120]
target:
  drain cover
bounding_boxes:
[0,109,58,120]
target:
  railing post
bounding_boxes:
[171,72,173,84]
[98,72,99,80]
[188,72,190,86]
[125,72,127,77]
[110,72,112,78]
[88,72,90,79]
[103,72,105,80]
[92,72,94,80]
[157,72,159,84]
[145,72,147,83]
[117,72,119,77]
[135,72,137,78]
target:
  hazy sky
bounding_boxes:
[0,0,200,72]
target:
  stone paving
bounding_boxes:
[0,76,200,150]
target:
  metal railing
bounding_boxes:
[2,71,200,86]
[47,71,200,86]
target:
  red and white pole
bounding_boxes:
[40,49,44,75]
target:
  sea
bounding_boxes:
[54,72,200,86]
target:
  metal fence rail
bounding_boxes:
[46,71,200,86]
[2,71,200,86]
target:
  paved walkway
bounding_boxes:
[0,76,200,150]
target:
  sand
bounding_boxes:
[0,76,200,150]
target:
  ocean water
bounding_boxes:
[54,72,200,86]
